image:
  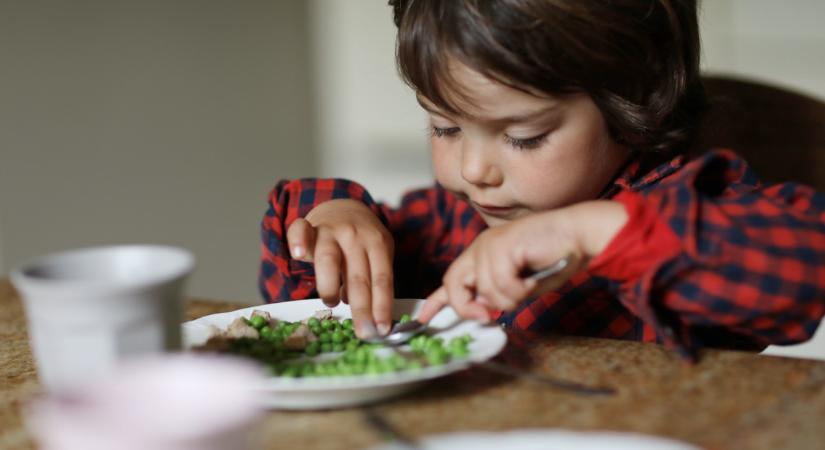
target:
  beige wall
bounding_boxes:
[308,0,431,206]
[0,0,316,302]
[701,0,825,98]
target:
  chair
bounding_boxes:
[696,75,825,191]
[697,75,825,360]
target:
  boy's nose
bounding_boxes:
[460,139,503,187]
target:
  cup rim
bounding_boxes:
[10,244,196,291]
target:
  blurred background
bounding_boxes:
[1,0,824,303]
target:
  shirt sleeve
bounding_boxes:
[258,178,486,302]
[588,149,825,357]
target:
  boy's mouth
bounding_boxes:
[471,201,518,219]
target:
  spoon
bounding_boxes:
[363,255,572,346]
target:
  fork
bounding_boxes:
[363,255,573,346]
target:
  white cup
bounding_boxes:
[10,245,195,392]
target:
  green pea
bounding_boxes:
[321,342,333,353]
[426,348,449,365]
[308,317,320,327]
[332,343,345,352]
[343,318,353,329]
[321,320,334,330]
[332,331,344,343]
[319,332,332,343]
[305,342,320,356]
[249,315,267,330]
[259,325,273,340]
[399,313,412,324]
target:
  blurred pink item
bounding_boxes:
[25,354,267,450]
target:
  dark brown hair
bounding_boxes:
[389,0,707,154]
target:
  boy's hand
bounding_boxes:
[286,199,394,339]
[418,200,628,323]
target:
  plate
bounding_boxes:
[367,429,703,450]
[181,299,507,409]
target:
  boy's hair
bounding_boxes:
[389,0,707,154]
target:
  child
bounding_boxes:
[259,0,825,359]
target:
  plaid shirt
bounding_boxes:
[260,150,825,359]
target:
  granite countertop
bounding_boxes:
[2,280,825,449]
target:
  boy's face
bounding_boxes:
[420,63,629,227]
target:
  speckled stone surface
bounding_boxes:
[2,279,825,449]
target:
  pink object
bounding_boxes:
[26,354,267,450]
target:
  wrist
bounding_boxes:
[566,200,629,259]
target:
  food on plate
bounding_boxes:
[193,308,472,378]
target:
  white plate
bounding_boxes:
[367,429,703,450]
[181,299,507,410]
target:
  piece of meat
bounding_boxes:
[313,309,333,321]
[226,316,259,339]
[192,336,232,353]
[284,323,317,350]
[251,309,277,328]
[206,324,225,339]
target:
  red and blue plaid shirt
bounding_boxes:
[259,149,825,359]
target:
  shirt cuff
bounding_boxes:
[586,190,682,282]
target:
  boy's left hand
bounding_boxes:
[417,200,628,323]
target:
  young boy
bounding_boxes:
[259,0,825,359]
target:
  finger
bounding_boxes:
[418,286,448,323]
[342,248,377,339]
[313,235,343,307]
[476,251,516,311]
[487,252,532,310]
[367,243,394,336]
[443,266,491,322]
[286,218,316,261]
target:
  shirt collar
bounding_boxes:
[600,151,687,198]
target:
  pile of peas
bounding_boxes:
[229,313,473,378]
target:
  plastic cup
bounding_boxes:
[10,245,195,392]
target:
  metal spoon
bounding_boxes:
[362,319,427,346]
[363,256,572,346]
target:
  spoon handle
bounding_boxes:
[524,255,572,282]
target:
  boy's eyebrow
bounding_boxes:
[416,95,558,124]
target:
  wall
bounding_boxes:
[308,0,431,206]
[0,0,316,302]
[701,0,825,98]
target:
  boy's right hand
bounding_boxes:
[286,199,394,339]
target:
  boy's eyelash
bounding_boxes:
[430,126,548,151]
[504,133,548,150]
[430,126,461,138]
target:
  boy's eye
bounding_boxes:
[504,132,549,150]
[431,126,461,138]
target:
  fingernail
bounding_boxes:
[292,246,303,258]
[358,321,378,339]
[377,322,391,336]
